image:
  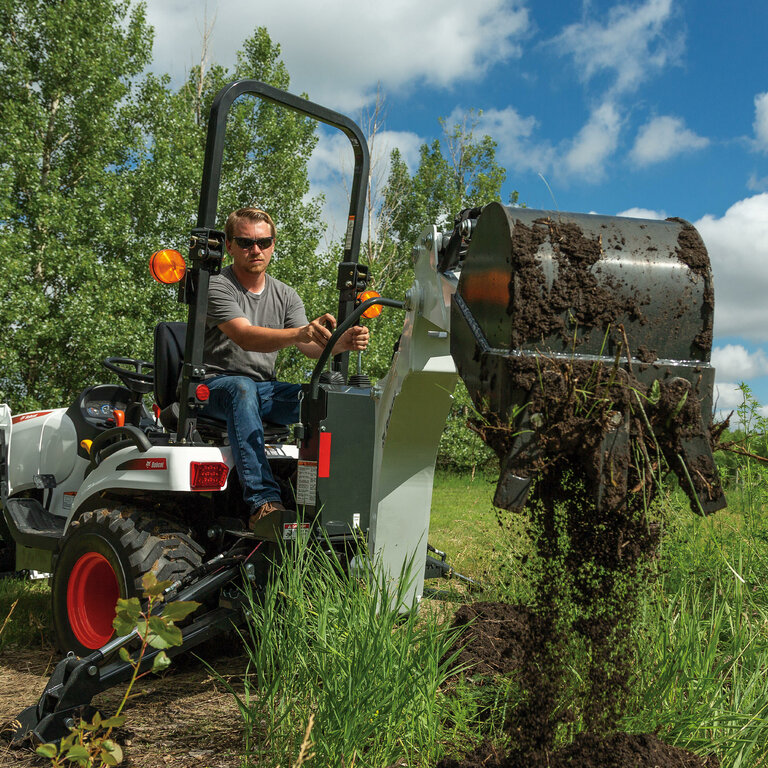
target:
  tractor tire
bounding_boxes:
[51,507,204,656]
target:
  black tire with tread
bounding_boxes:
[51,506,204,655]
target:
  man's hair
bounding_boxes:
[225,208,276,240]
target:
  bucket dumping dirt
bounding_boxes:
[442,205,726,766]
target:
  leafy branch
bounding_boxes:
[36,572,199,767]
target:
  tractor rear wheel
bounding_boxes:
[51,507,204,656]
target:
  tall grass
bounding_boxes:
[0,575,51,651]
[218,541,461,767]
[621,388,768,767]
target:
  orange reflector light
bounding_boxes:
[150,249,186,284]
[190,462,229,491]
[195,384,210,402]
[357,290,382,319]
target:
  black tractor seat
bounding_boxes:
[153,322,292,443]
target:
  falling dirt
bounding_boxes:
[448,215,726,767]
[441,602,719,768]
[438,729,719,768]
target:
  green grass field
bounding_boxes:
[3,459,768,767]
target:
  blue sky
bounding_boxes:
[145,0,768,422]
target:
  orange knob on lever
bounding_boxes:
[113,409,125,428]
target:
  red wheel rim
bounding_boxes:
[66,552,119,649]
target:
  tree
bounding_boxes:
[0,0,153,410]
[0,8,325,409]
[363,111,514,470]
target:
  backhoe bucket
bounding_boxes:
[450,202,725,515]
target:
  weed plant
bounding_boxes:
[221,539,461,767]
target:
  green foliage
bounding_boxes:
[36,571,199,767]
[0,2,323,410]
[623,489,768,766]
[0,575,51,650]
[437,382,498,472]
[0,0,153,410]
[216,542,460,767]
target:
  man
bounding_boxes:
[202,207,369,528]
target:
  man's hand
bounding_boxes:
[296,313,336,347]
[333,324,370,353]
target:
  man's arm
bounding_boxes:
[218,313,336,354]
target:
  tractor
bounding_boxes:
[1,80,724,745]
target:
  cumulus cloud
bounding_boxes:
[753,92,768,152]
[712,345,768,380]
[630,116,709,165]
[471,106,556,175]
[144,0,530,111]
[562,102,622,180]
[694,194,768,340]
[551,0,683,95]
[468,102,621,183]
[616,206,666,219]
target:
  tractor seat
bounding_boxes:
[153,322,292,443]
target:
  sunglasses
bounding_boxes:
[232,235,274,250]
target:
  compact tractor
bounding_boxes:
[1,80,725,745]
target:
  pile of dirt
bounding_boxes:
[443,603,718,768]
[439,731,719,768]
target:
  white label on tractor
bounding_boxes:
[282,522,311,541]
[62,492,76,512]
[344,215,355,250]
[296,460,317,506]
[353,513,361,528]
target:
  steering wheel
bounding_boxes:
[102,357,155,395]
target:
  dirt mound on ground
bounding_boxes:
[439,731,718,768]
[442,603,717,768]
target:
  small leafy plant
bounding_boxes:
[36,572,199,767]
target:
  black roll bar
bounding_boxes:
[178,80,370,442]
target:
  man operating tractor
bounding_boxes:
[201,207,369,528]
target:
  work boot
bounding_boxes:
[249,500,286,530]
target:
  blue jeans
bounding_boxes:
[201,376,300,510]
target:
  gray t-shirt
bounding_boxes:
[204,266,308,380]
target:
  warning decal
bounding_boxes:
[296,460,317,506]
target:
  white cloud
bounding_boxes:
[712,382,768,424]
[468,102,620,183]
[551,0,683,95]
[562,102,622,180]
[630,116,709,165]
[695,194,768,340]
[713,381,748,413]
[144,0,530,111]
[712,345,768,380]
[747,172,768,192]
[616,206,666,219]
[472,106,556,175]
[753,92,768,152]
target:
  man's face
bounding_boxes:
[227,219,275,278]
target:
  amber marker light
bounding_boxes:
[357,290,383,319]
[149,249,186,284]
